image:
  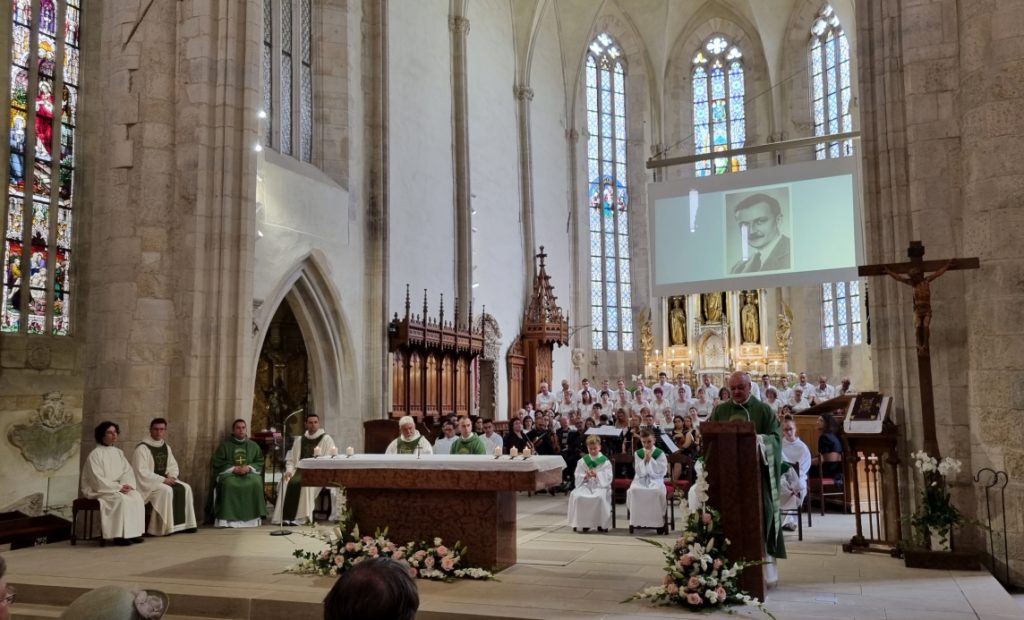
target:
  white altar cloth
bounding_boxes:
[298,454,565,472]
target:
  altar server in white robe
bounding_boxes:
[568,435,613,532]
[272,413,337,526]
[81,421,146,545]
[626,429,669,531]
[131,417,197,535]
[779,415,812,530]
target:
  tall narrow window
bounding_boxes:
[262,0,314,162]
[692,35,745,177]
[822,280,862,348]
[586,33,632,352]
[5,0,79,335]
[810,3,852,159]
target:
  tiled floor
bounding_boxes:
[4,495,1022,619]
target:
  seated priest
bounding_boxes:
[710,371,786,586]
[450,416,488,454]
[81,421,146,545]
[568,435,612,532]
[779,414,811,531]
[385,416,433,455]
[131,417,198,536]
[272,413,337,525]
[211,419,266,528]
[626,429,669,533]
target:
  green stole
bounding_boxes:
[636,447,663,460]
[282,434,324,520]
[582,454,608,469]
[142,442,187,525]
[395,436,422,454]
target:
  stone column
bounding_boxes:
[80,0,258,515]
[959,0,1024,584]
[449,10,472,320]
[515,85,535,288]
[362,0,389,418]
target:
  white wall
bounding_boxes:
[388,0,457,310]
[529,6,574,389]
[466,0,525,418]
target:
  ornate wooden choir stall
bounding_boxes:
[388,286,484,420]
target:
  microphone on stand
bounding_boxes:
[269,408,305,537]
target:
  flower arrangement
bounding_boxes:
[628,461,775,619]
[908,450,963,551]
[286,518,494,582]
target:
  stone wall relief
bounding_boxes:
[7,391,80,472]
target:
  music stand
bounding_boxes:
[266,408,304,536]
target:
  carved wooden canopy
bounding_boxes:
[522,246,568,345]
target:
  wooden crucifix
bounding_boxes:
[858,241,979,456]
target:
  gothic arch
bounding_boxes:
[663,8,774,179]
[252,251,358,436]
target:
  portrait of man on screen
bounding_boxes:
[726,187,792,274]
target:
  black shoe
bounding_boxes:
[181,527,198,534]
[113,538,131,546]
[131,537,145,544]
[597,527,607,533]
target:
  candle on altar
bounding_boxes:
[346,446,354,457]
[509,447,519,457]
[313,446,321,457]
[329,446,338,457]
[523,447,532,457]
[494,446,502,457]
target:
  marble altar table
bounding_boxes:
[298,454,565,570]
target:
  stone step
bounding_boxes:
[12,602,239,620]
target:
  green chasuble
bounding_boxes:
[142,442,187,525]
[211,437,266,522]
[450,433,487,455]
[395,437,423,455]
[710,397,786,559]
[281,434,327,521]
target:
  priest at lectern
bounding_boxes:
[710,371,786,585]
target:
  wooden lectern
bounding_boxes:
[701,420,765,602]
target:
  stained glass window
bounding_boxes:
[586,33,632,351]
[4,0,78,335]
[692,35,745,177]
[810,4,853,159]
[822,280,863,348]
[262,0,314,162]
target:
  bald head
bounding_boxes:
[727,371,751,404]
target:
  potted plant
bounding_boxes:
[908,450,962,551]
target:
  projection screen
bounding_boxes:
[648,157,864,296]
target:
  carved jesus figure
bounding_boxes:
[884,260,953,354]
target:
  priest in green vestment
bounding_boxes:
[131,417,198,535]
[211,419,266,528]
[272,413,337,525]
[385,416,433,455]
[450,416,487,455]
[710,371,786,585]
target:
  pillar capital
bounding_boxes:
[449,16,470,35]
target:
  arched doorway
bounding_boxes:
[252,300,310,437]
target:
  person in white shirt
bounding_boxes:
[788,388,811,412]
[795,372,814,397]
[780,415,812,531]
[557,390,576,417]
[759,374,774,397]
[692,387,715,421]
[600,379,615,401]
[837,376,856,395]
[568,435,613,533]
[614,381,632,412]
[700,374,719,400]
[746,372,761,400]
[654,372,675,403]
[578,378,599,404]
[777,375,793,403]
[650,387,672,419]
[763,387,782,415]
[635,378,654,403]
[674,373,693,401]
[273,413,337,526]
[811,375,837,404]
[433,418,457,455]
[672,386,693,418]
[481,419,503,453]
[535,382,558,414]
